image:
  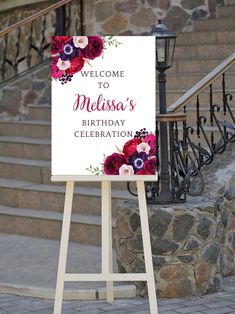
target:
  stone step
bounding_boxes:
[164,89,235,107]
[176,30,235,46]
[174,43,235,60]
[28,105,51,121]
[0,156,128,190]
[169,58,225,74]
[166,72,235,90]
[0,179,134,217]
[217,5,235,17]
[0,136,50,160]
[193,16,235,32]
[0,120,51,139]
[0,156,50,184]
[0,204,107,246]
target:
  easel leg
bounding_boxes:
[101,181,114,303]
[54,181,74,314]
[137,181,158,314]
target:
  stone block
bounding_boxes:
[151,238,179,255]
[153,256,165,268]
[173,214,194,242]
[163,6,190,32]
[115,0,139,13]
[119,246,136,264]
[130,8,156,27]
[147,0,170,10]
[95,0,114,22]
[203,242,220,263]
[195,261,210,284]
[149,209,172,238]
[102,14,128,34]
[192,8,208,20]
[181,0,205,10]
[129,212,140,232]
[197,216,213,240]
[160,264,187,280]
[116,215,132,238]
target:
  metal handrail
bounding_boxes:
[168,52,235,113]
[0,0,72,37]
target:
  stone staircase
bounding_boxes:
[165,4,235,145]
[0,4,235,245]
[0,105,134,245]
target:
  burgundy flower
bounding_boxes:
[51,36,70,55]
[104,153,126,175]
[82,36,103,60]
[136,158,156,175]
[66,56,85,75]
[123,138,142,158]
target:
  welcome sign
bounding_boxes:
[51,36,157,179]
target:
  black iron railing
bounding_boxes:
[128,53,235,203]
[0,0,83,85]
[165,53,235,201]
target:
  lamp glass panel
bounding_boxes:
[166,37,176,68]
[156,38,166,63]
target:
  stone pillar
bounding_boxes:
[115,197,234,298]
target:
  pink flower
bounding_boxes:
[119,164,134,175]
[144,134,156,155]
[137,142,151,154]
[104,153,126,175]
[73,36,88,48]
[56,58,71,71]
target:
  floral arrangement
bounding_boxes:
[51,35,121,84]
[51,35,104,84]
[87,129,157,175]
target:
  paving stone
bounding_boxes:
[0,276,234,313]
[202,307,235,314]
[204,300,234,308]
[175,305,208,313]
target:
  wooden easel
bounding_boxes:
[52,177,158,314]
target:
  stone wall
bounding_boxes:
[84,0,215,35]
[115,143,235,298]
[0,61,50,120]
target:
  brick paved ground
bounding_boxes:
[0,276,234,314]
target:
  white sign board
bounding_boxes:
[51,36,157,180]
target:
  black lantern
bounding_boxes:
[150,20,176,71]
[150,20,177,204]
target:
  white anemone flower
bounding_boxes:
[119,164,134,175]
[73,36,88,48]
[56,58,71,71]
[136,142,151,154]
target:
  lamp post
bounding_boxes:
[150,20,177,204]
